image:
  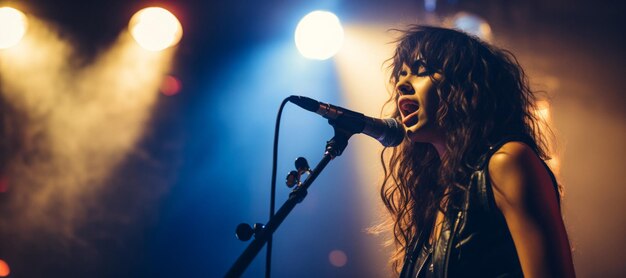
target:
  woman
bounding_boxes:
[379,26,575,277]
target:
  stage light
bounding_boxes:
[452,12,492,41]
[0,7,28,49]
[129,7,182,51]
[295,10,344,60]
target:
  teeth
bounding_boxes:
[402,102,418,113]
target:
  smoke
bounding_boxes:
[0,18,174,247]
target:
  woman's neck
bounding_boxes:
[432,141,446,158]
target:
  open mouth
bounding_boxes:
[398,98,419,127]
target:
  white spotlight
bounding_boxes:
[294,10,344,60]
[129,7,183,51]
[0,7,28,49]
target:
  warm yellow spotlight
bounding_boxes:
[129,7,182,51]
[0,7,28,49]
[295,10,344,60]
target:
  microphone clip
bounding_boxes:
[285,157,311,189]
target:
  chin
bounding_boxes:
[407,135,430,144]
[405,125,439,144]
[406,130,430,143]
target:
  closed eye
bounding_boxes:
[415,71,430,77]
[411,60,433,77]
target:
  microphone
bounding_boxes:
[288,95,405,147]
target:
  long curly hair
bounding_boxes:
[379,25,551,273]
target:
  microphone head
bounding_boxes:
[379,118,405,147]
[288,95,320,112]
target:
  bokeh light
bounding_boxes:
[0,259,10,277]
[294,10,344,60]
[129,7,183,51]
[0,176,8,193]
[0,7,28,49]
[328,249,348,267]
[160,75,182,96]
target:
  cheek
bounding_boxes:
[420,83,440,117]
[427,89,440,112]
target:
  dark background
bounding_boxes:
[0,0,624,277]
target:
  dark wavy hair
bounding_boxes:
[379,25,551,273]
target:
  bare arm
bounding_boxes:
[488,142,575,278]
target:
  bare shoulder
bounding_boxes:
[486,143,575,277]
[487,141,555,210]
[489,141,539,165]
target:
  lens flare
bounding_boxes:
[129,7,182,51]
[0,7,28,49]
[295,10,344,60]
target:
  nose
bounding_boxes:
[395,77,414,95]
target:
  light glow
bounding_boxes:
[535,99,551,122]
[452,12,493,41]
[334,25,397,275]
[0,7,28,49]
[534,99,560,175]
[295,11,344,60]
[129,7,182,51]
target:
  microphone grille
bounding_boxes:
[288,95,319,112]
[380,118,405,147]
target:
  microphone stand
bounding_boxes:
[225,123,353,277]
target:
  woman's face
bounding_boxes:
[395,60,446,145]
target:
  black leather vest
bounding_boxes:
[400,140,558,278]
